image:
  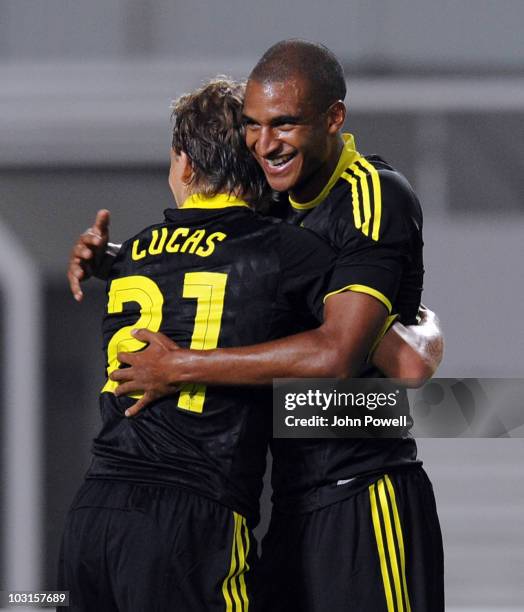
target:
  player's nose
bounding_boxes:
[256,126,280,158]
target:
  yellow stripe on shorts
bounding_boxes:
[370,481,395,611]
[370,476,411,612]
[222,512,250,611]
[385,475,411,612]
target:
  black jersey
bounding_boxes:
[271,134,424,513]
[87,194,335,526]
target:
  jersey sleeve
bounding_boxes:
[277,224,336,323]
[326,169,421,313]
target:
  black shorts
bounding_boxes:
[58,480,256,612]
[256,467,443,612]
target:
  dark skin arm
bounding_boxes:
[111,294,443,416]
[67,213,444,417]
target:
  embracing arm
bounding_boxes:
[112,294,443,416]
[112,290,385,414]
[179,291,387,382]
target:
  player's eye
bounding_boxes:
[273,118,299,132]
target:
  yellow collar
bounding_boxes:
[289,133,360,211]
[180,193,250,210]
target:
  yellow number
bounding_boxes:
[101,271,227,413]
[177,272,228,413]
[101,276,164,396]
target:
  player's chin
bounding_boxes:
[263,168,300,193]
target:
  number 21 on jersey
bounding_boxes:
[101,272,227,414]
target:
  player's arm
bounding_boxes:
[67,209,121,301]
[111,289,385,416]
[112,296,443,416]
[113,301,442,389]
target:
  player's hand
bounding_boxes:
[415,303,444,371]
[417,303,431,325]
[110,329,185,417]
[67,209,111,301]
[373,303,443,385]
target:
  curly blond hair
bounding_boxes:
[171,77,270,210]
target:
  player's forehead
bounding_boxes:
[243,76,314,122]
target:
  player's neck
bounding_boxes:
[178,189,244,208]
[175,184,209,208]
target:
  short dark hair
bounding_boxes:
[171,77,269,208]
[249,39,346,111]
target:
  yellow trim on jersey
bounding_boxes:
[181,193,250,210]
[349,162,372,236]
[323,284,392,314]
[289,133,359,210]
[367,314,399,361]
[222,512,250,611]
[341,170,362,229]
[342,157,383,241]
[360,157,383,241]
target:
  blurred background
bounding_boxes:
[1,1,523,609]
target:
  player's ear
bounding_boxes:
[326,101,346,134]
[179,151,194,184]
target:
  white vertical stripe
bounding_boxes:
[0,220,43,593]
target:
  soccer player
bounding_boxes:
[59,78,332,611]
[61,77,435,611]
[103,41,445,611]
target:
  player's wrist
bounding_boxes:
[94,242,121,280]
[164,347,208,385]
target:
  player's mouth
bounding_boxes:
[260,152,298,176]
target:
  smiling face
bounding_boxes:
[243,75,345,202]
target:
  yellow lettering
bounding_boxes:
[166,227,190,253]
[132,239,147,261]
[180,229,206,254]
[196,232,227,257]
[148,227,168,255]
[132,228,226,261]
